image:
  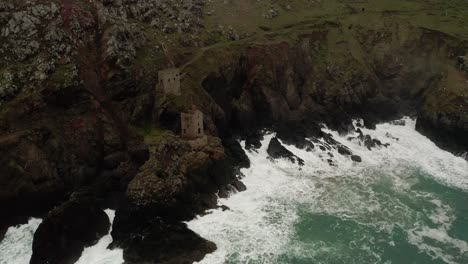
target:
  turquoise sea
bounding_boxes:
[189,118,468,264]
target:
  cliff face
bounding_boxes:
[197,19,468,153]
[0,0,467,263]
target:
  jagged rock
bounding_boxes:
[224,138,250,168]
[232,180,247,192]
[363,135,383,150]
[267,137,304,165]
[31,199,110,264]
[275,121,321,151]
[244,131,263,150]
[111,213,215,264]
[390,119,406,126]
[1,2,468,264]
[351,155,362,162]
[112,135,244,263]
[337,145,352,156]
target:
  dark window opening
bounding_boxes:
[198,128,201,134]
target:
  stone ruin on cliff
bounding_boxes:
[157,67,207,149]
[157,68,181,96]
[180,105,207,149]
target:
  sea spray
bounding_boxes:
[0,218,42,264]
[0,209,123,264]
[75,209,123,264]
[188,118,468,264]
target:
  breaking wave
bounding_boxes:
[0,218,41,264]
[75,209,123,264]
[188,118,468,264]
[0,209,123,264]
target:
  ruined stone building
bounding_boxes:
[158,68,181,95]
[181,105,207,149]
[181,105,204,139]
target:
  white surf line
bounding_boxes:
[75,209,124,264]
[188,118,468,264]
[188,134,322,264]
[0,218,42,264]
[323,117,468,191]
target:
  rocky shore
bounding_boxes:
[0,0,467,263]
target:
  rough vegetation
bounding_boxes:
[0,0,467,263]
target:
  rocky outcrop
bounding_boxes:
[31,198,110,264]
[110,134,245,263]
[200,20,467,154]
[111,214,215,264]
[0,0,151,232]
[267,137,304,165]
[1,1,467,263]
[416,115,468,155]
[351,155,362,162]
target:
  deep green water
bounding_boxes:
[189,119,468,264]
[280,171,468,264]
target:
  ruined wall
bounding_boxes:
[158,68,181,96]
[181,110,204,139]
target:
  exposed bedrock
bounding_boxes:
[267,137,304,165]
[0,2,467,263]
[110,135,246,263]
[111,213,216,264]
[31,198,110,264]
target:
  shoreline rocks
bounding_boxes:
[0,1,467,263]
[267,137,304,165]
[31,199,110,264]
[110,135,247,263]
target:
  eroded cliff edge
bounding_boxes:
[0,0,467,263]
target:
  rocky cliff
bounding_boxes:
[0,0,467,263]
[197,20,468,153]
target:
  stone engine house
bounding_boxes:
[181,106,204,140]
[158,68,181,95]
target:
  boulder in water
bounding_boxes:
[31,199,110,264]
[337,145,352,156]
[390,120,406,126]
[267,137,304,165]
[111,204,216,264]
[351,155,362,162]
[363,135,384,150]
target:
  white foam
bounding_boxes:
[0,218,42,264]
[323,118,468,191]
[75,209,124,264]
[188,117,468,264]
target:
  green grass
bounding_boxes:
[132,125,173,145]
